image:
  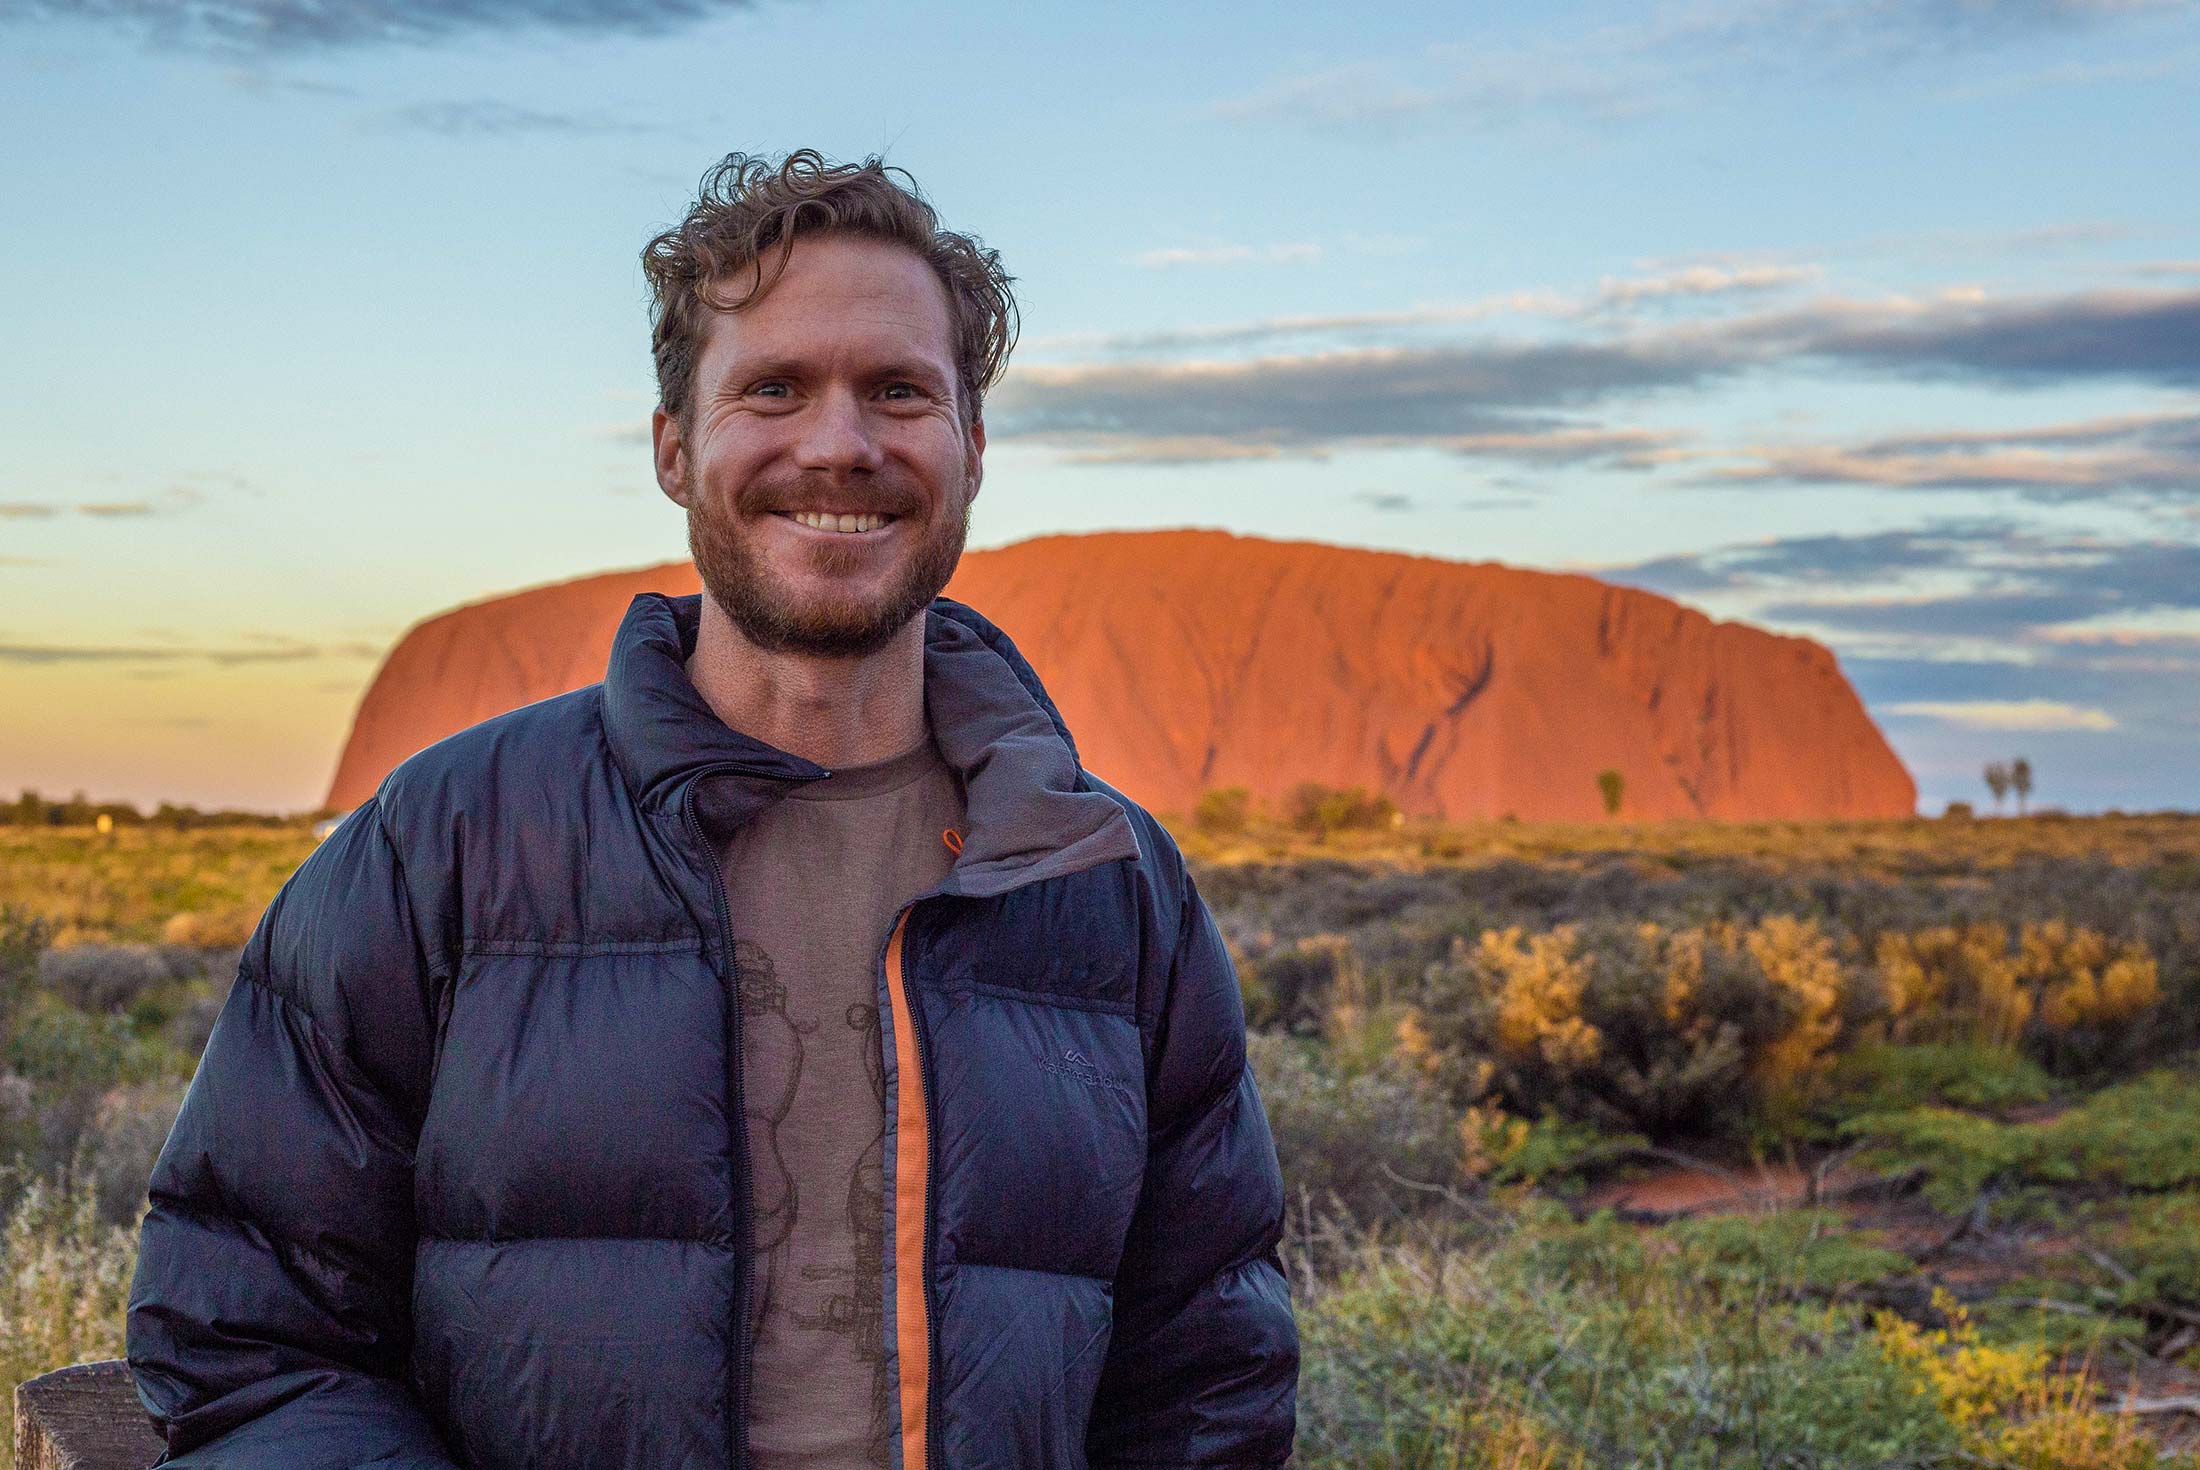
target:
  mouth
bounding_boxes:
[771,510,901,538]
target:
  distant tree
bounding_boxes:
[1984,760,2011,815]
[1942,800,1975,821]
[1596,768,1624,817]
[1282,782,1397,840]
[2010,756,2033,816]
[1192,786,1253,837]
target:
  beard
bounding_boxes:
[684,458,973,660]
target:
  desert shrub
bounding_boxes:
[0,910,46,1050]
[1844,1069,2200,1209]
[1822,1040,2056,1118]
[1665,1210,1911,1297]
[1192,786,1253,838]
[2032,1069,2200,1191]
[1243,933,1350,1036]
[0,1171,136,1460]
[2114,1190,2200,1312]
[34,942,218,1015]
[1283,783,1399,838]
[79,1080,184,1227]
[1250,1032,1467,1224]
[1841,1107,2032,1211]
[1405,915,1870,1137]
[4,996,184,1181]
[1455,1107,1642,1189]
[1874,920,2167,1072]
[1293,1202,1955,1470]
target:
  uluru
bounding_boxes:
[323,528,1917,822]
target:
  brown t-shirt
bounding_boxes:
[716,724,966,1470]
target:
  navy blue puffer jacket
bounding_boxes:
[124,590,1298,1470]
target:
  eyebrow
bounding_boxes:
[718,355,951,390]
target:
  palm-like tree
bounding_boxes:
[1985,760,2011,815]
[2010,756,2032,816]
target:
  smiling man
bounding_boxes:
[125,151,1299,1470]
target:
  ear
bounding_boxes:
[652,406,691,508]
[965,414,985,507]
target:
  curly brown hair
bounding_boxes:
[641,149,1019,433]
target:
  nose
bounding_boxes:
[791,384,885,477]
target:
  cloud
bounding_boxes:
[1706,403,2200,500]
[1000,284,2200,469]
[0,488,205,518]
[1132,243,1323,270]
[1027,261,1811,360]
[379,100,651,137]
[1775,286,2200,386]
[1208,0,2187,136]
[1596,522,2006,595]
[989,343,1731,460]
[1883,699,2119,731]
[0,637,384,665]
[1352,491,1417,512]
[5,0,756,51]
[1598,520,2200,639]
[1589,263,1819,311]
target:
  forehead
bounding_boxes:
[693,234,956,380]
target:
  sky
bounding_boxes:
[2,0,2197,816]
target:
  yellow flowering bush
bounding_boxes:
[1874,1288,2048,1428]
[1480,925,1602,1070]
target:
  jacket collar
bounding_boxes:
[603,591,1140,899]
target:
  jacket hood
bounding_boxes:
[603,591,1140,899]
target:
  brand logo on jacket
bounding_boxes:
[1041,1046,1135,1099]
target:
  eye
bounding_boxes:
[881,382,920,400]
[750,381,790,398]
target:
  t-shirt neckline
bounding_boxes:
[785,729,945,803]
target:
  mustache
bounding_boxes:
[737,474,926,518]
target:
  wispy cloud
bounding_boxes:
[0,637,383,665]
[378,100,653,137]
[1706,403,2200,500]
[0,487,205,519]
[1029,260,1812,358]
[4,0,757,52]
[1588,262,1819,311]
[1884,698,2119,731]
[1210,0,2191,136]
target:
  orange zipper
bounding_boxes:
[883,908,933,1470]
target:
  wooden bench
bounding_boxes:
[13,1361,163,1470]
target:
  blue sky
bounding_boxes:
[2,0,2196,813]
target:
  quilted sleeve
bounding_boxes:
[125,795,461,1469]
[1086,851,1299,1469]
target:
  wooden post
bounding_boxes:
[13,1360,164,1470]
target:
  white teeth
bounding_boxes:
[789,511,891,533]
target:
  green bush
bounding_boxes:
[1844,1068,2200,1210]
[1250,1031,1468,1223]
[1293,1204,1955,1470]
[1192,786,1253,838]
[1822,1040,2056,1119]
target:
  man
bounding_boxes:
[125,150,1299,1470]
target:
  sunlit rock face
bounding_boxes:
[324,528,1917,822]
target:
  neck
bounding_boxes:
[683,592,928,770]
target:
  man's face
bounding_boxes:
[653,232,984,659]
